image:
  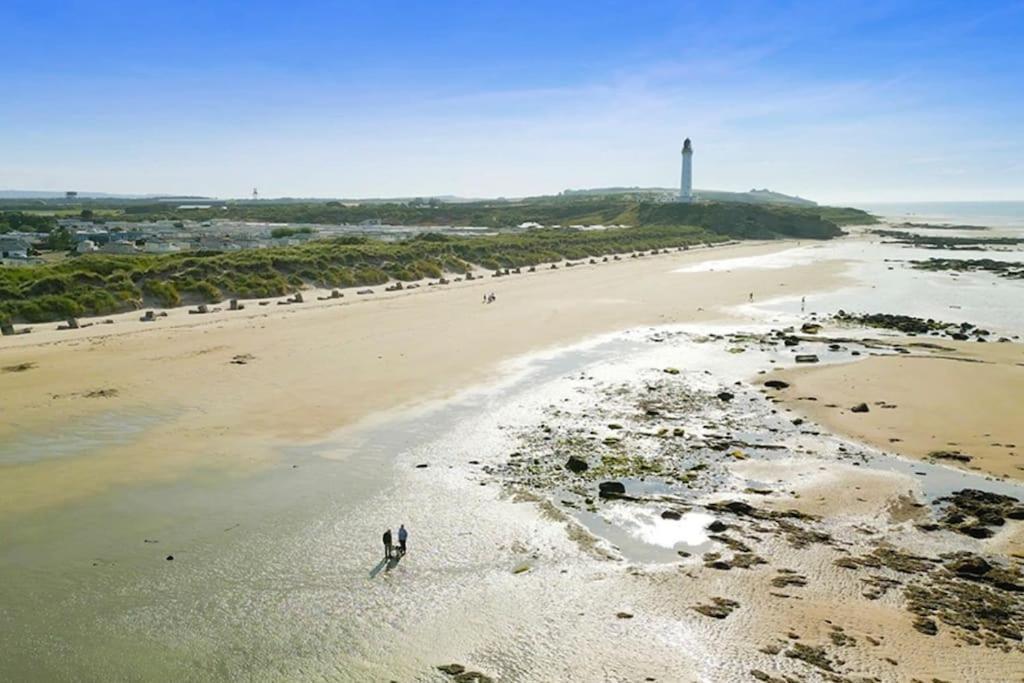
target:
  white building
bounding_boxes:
[679,138,693,203]
[144,241,181,254]
[76,239,99,254]
[0,238,30,259]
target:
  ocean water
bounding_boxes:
[854,200,1024,234]
[679,201,1024,336]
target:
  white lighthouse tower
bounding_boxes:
[679,138,694,203]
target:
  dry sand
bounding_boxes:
[773,340,1024,481]
[0,241,849,515]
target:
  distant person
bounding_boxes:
[398,524,408,556]
[801,296,806,312]
[382,528,393,560]
[748,292,754,302]
[482,293,487,304]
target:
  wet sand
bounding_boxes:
[773,339,1024,480]
[0,240,849,515]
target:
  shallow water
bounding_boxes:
[680,236,1024,336]
[0,407,177,465]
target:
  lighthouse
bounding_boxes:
[679,138,693,203]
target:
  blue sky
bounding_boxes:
[3,1,1023,202]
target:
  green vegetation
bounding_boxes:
[270,226,315,239]
[0,225,723,324]
[0,211,58,234]
[18,195,870,238]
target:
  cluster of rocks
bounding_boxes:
[705,500,831,549]
[833,534,1024,650]
[490,371,752,512]
[436,664,494,682]
[691,597,740,619]
[832,310,1002,342]
[911,257,1024,281]
[870,229,1023,249]
[905,553,1024,647]
[930,488,1024,539]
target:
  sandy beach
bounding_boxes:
[773,340,1024,481]
[0,240,848,515]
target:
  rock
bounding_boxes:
[437,664,466,675]
[707,520,728,532]
[453,672,493,683]
[598,481,626,497]
[851,402,870,413]
[784,643,835,672]
[947,555,992,577]
[913,617,938,636]
[661,510,682,520]
[564,456,589,474]
[794,354,819,363]
[166,555,174,561]
[929,450,972,463]
[707,500,757,517]
[960,525,994,539]
[764,380,790,389]
[717,391,735,401]
[415,463,429,469]
[800,323,822,334]
[692,597,739,619]
[615,612,634,619]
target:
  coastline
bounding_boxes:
[0,239,850,515]
[3,228,1024,681]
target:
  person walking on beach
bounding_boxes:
[801,296,806,313]
[382,528,393,560]
[749,292,754,302]
[398,524,408,556]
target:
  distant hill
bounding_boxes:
[560,187,816,206]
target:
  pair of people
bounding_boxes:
[382,524,408,560]
[482,292,496,304]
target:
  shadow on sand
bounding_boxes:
[369,554,402,578]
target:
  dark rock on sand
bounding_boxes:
[936,488,1021,536]
[598,481,626,497]
[930,450,972,463]
[851,402,870,413]
[913,617,938,636]
[661,510,682,520]
[707,520,729,532]
[717,391,734,401]
[692,597,739,619]
[438,664,466,675]
[763,380,790,390]
[564,455,589,473]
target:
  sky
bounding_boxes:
[3,0,1023,202]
